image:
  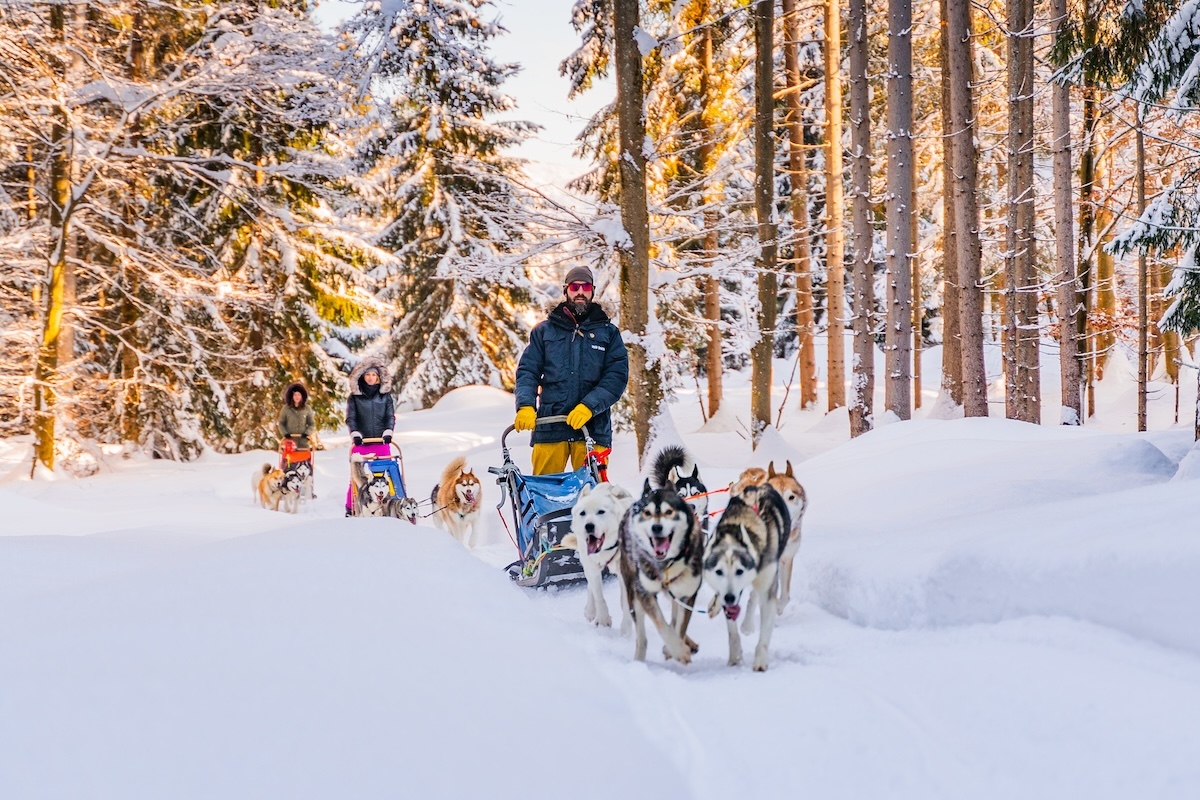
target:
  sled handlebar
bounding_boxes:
[351,438,402,459]
[499,415,593,454]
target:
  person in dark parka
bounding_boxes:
[514,265,629,475]
[344,359,396,515]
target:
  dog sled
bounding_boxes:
[348,437,409,517]
[489,415,608,589]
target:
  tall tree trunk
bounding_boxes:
[1078,1,1098,418]
[847,0,873,436]
[939,0,963,408]
[947,0,987,416]
[614,0,661,464]
[1052,0,1082,424]
[1093,126,1116,380]
[912,182,922,408]
[885,0,913,419]
[824,0,847,411]
[783,0,817,409]
[751,0,777,446]
[32,4,71,473]
[699,9,723,417]
[1136,114,1147,432]
[1005,0,1040,423]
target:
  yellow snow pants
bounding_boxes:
[531,441,589,475]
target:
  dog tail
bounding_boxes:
[561,533,579,551]
[439,455,468,487]
[650,444,692,488]
[261,463,274,476]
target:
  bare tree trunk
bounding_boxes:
[1136,114,1147,432]
[32,4,71,473]
[847,0,873,437]
[1093,126,1116,380]
[885,0,913,420]
[1076,1,1101,417]
[947,0,987,416]
[1005,0,1040,423]
[614,0,661,465]
[912,182,922,408]
[1051,0,1082,424]
[783,0,817,409]
[699,11,723,417]
[825,0,846,411]
[751,0,777,446]
[939,0,963,408]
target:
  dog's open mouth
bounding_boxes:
[652,535,672,558]
[587,534,603,555]
[723,604,741,621]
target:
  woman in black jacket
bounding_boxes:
[344,359,396,515]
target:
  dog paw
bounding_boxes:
[684,636,699,654]
[727,655,742,667]
[752,660,768,672]
[595,612,612,628]
[740,618,757,636]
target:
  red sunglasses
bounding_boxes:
[568,281,594,292]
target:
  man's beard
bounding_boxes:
[569,298,591,317]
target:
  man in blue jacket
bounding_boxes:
[514,266,629,475]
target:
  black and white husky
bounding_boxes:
[350,454,392,517]
[618,476,705,664]
[650,445,710,530]
[703,483,790,671]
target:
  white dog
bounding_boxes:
[562,482,634,632]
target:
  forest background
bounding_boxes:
[2,0,1199,475]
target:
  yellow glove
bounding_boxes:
[566,403,593,430]
[514,406,537,431]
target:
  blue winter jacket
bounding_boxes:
[515,303,629,447]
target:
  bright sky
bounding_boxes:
[314,0,614,197]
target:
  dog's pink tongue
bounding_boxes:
[653,538,670,558]
[587,535,602,555]
[724,604,741,621]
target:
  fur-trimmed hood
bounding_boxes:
[283,382,309,408]
[348,357,392,396]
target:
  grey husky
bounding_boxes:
[618,477,705,664]
[703,483,790,671]
[650,445,710,531]
[350,454,392,517]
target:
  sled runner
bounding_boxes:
[489,416,608,589]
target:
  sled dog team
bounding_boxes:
[256,450,485,545]
[563,445,807,672]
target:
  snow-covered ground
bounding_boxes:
[2,339,1199,799]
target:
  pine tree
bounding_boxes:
[341,0,538,409]
[0,1,373,464]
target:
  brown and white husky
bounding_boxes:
[430,455,483,547]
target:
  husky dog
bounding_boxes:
[289,460,315,503]
[254,464,302,512]
[561,482,634,631]
[766,461,807,610]
[350,454,393,517]
[703,483,790,671]
[430,456,483,547]
[732,462,809,626]
[618,476,705,664]
[651,445,710,531]
[385,495,421,524]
